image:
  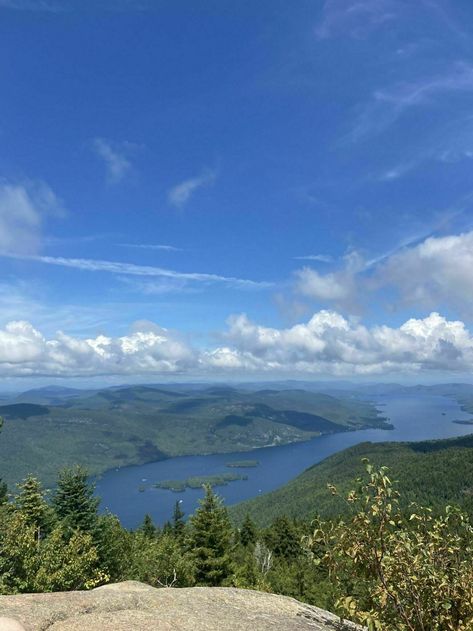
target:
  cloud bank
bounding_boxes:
[0,311,472,378]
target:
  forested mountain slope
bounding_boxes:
[230,433,473,526]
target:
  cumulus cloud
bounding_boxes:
[167,169,216,208]
[292,230,473,317]
[1,311,472,377]
[92,138,133,183]
[206,311,473,376]
[376,230,473,316]
[0,320,195,377]
[294,252,363,309]
[0,180,62,255]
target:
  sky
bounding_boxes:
[1,0,473,385]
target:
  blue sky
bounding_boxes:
[1,0,473,384]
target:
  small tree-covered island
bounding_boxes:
[1,412,473,630]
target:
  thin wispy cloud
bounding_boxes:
[92,138,133,184]
[0,180,63,256]
[7,254,271,290]
[294,254,333,263]
[119,243,182,252]
[167,168,217,208]
[351,62,473,142]
[379,114,473,181]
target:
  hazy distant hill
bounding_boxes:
[0,383,387,488]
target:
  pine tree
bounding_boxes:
[265,516,301,560]
[14,476,51,538]
[52,466,99,534]
[188,485,233,586]
[240,514,257,547]
[140,513,156,538]
[172,500,185,536]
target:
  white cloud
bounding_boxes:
[0,320,195,377]
[92,138,132,183]
[376,230,473,315]
[206,311,473,376]
[7,253,271,290]
[0,181,62,255]
[292,230,473,317]
[294,254,333,263]
[294,252,363,309]
[118,243,181,252]
[1,311,473,377]
[167,169,216,208]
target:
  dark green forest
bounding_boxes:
[230,433,473,525]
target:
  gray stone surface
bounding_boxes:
[0,581,364,631]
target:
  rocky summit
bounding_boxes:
[0,581,363,630]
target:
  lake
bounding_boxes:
[95,394,473,528]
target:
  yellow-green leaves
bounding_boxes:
[306,460,473,631]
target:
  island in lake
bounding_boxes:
[154,472,248,493]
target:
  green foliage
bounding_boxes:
[188,485,234,586]
[14,475,52,536]
[239,514,257,547]
[307,460,473,630]
[0,511,105,593]
[52,465,99,534]
[172,500,185,537]
[139,513,157,538]
[129,531,195,587]
[264,516,302,560]
[95,513,132,582]
[33,526,106,592]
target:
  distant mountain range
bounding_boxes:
[0,382,388,488]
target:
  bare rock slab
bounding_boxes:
[0,581,364,631]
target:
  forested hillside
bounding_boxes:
[0,384,386,487]
[230,433,473,525]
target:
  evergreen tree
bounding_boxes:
[265,516,301,560]
[140,513,156,538]
[240,513,257,547]
[52,466,99,534]
[188,485,233,586]
[14,476,51,538]
[172,500,185,536]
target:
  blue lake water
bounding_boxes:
[95,394,473,528]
